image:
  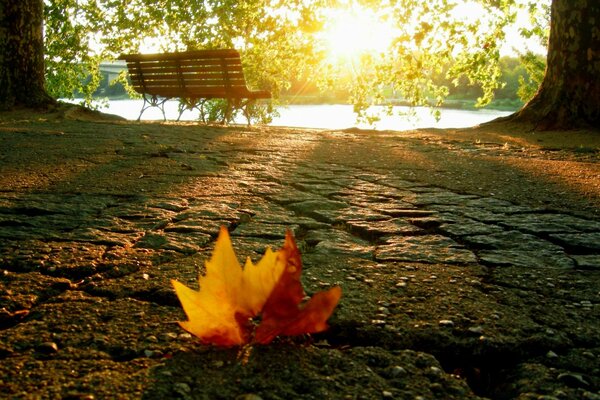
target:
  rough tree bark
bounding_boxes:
[508,0,600,130]
[0,0,54,110]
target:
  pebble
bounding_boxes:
[145,335,158,343]
[37,342,59,354]
[582,351,595,359]
[467,326,484,335]
[557,372,589,388]
[377,307,390,315]
[438,319,455,328]
[546,350,559,359]
[173,382,191,394]
[388,365,407,377]
[65,391,94,399]
[382,390,394,398]
[162,332,179,341]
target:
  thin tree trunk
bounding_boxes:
[0,0,54,110]
[508,0,600,130]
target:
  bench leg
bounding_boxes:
[177,98,205,122]
[137,95,150,121]
[138,94,168,121]
[223,99,233,125]
[242,99,253,126]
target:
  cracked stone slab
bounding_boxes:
[291,181,344,196]
[571,255,600,269]
[375,235,477,264]
[477,250,575,269]
[146,198,190,212]
[231,222,299,239]
[500,213,600,234]
[460,231,565,252]
[429,205,506,223]
[225,236,285,258]
[465,197,536,214]
[267,188,324,205]
[287,199,349,222]
[438,218,506,236]
[306,229,374,259]
[176,201,242,221]
[311,206,391,224]
[548,232,600,252]
[406,191,479,207]
[134,232,210,254]
[345,218,424,240]
[165,218,231,236]
[65,228,140,247]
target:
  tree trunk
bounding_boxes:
[508,0,600,130]
[0,0,54,110]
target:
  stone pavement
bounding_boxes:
[0,120,598,399]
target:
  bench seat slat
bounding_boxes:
[131,80,249,89]
[120,49,241,61]
[128,72,247,82]
[127,65,244,75]
[125,60,244,69]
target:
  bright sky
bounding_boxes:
[319,6,396,61]
[318,0,548,62]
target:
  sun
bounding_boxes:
[320,5,396,63]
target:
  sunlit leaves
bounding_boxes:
[42,0,547,120]
[43,0,325,112]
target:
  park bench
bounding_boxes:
[118,49,271,124]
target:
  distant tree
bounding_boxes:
[516,52,545,103]
[514,1,549,103]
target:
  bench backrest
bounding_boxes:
[119,49,255,98]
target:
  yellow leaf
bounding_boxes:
[171,226,286,346]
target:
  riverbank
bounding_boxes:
[88,99,513,130]
[0,105,599,399]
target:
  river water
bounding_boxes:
[100,99,512,130]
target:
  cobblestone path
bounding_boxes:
[0,121,598,399]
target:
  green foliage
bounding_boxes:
[515,1,549,102]
[44,0,325,117]
[517,52,545,102]
[44,0,103,107]
[42,0,548,122]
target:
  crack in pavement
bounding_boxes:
[0,121,599,399]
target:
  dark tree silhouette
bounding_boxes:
[0,0,54,109]
[506,0,600,129]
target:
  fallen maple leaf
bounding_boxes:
[171,226,341,346]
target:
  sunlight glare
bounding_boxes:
[320,5,396,63]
